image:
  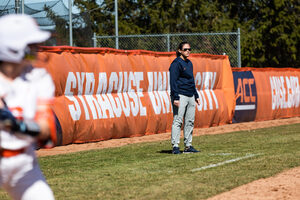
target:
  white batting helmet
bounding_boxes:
[0,14,50,63]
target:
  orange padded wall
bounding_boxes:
[36,47,235,145]
[232,67,300,121]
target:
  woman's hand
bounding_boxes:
[174,100,180,107]
[196,98,200,106]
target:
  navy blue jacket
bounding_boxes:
[169,57,199,101]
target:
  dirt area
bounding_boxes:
[37,117,300,200]
[207,166,300,200]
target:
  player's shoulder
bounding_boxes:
[171,57,180,64]
[171,57,186,69]
[170,57,180,67]
[22,66,55,96]
[0,71,12,97]
[21,65,52,82]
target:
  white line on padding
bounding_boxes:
[191,154,259,172]
[235,105,256,110]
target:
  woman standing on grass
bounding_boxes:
[169,41,201,154]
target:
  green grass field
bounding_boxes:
[1,123,300,200]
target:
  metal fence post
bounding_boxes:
[15,0,20,13]
[68,0,73,46]
[21,0,24,14]
[93,33,97,47]
[237,28,241,68]
[167,34,170,52]
[115,0,119,49]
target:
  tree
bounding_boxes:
[45,3,95,47]
[243,0,300,67]
[72,0,299,67]
[218,0,299,67]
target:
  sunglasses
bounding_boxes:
[182,48,192,51]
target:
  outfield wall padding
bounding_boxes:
[37,47,235,145]
[232,68,300,122]
[232,70,257,123]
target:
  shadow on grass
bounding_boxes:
[158,150,176,154]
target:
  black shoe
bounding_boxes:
[183,146,200,153]
[172,147,181,154]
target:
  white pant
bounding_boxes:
[171,94,196,148]
[0,146,54,200]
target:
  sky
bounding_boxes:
[28,0,80,13]
[24,0,103,10]
[0,0,82,28]
[0,0,80,13]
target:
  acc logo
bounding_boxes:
[233,71,257,123]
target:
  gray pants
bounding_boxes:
[171,94,196,148]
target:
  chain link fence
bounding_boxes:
[94,31,241,67]
[0,1,241,67]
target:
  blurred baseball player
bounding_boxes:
[0,14,56,200]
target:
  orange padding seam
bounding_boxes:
[38,46,228,59]
[0,148,25,157]
[232,67,300,72]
